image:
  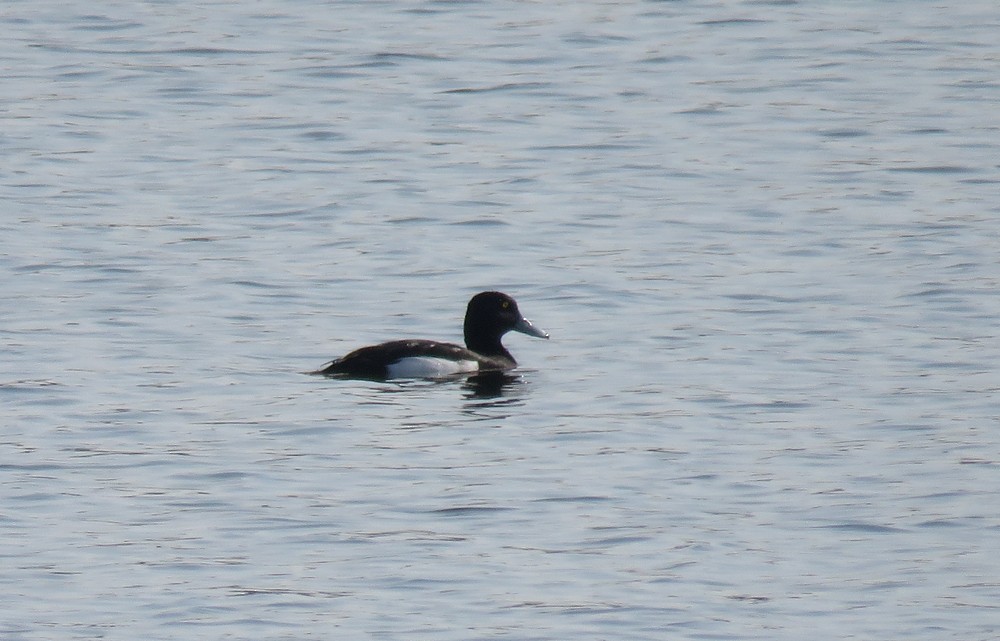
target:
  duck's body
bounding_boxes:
[317,339,499,380]
[314,291,548,380]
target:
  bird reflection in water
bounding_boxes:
[461,370,523,400]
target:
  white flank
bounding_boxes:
[387,357,480,379]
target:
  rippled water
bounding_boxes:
[3,2,1000,639]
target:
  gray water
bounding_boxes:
[3,1,1000,639]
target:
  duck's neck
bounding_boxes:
[464,329,514,364]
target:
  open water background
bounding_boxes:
[3,1,1000,639]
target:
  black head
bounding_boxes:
[463,291,548,358]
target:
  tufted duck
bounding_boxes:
[313,291,548,380]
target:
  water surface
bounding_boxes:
[3,2,1000,639]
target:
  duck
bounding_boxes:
[313,291,548,380]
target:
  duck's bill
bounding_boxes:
[514,317,549,339]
